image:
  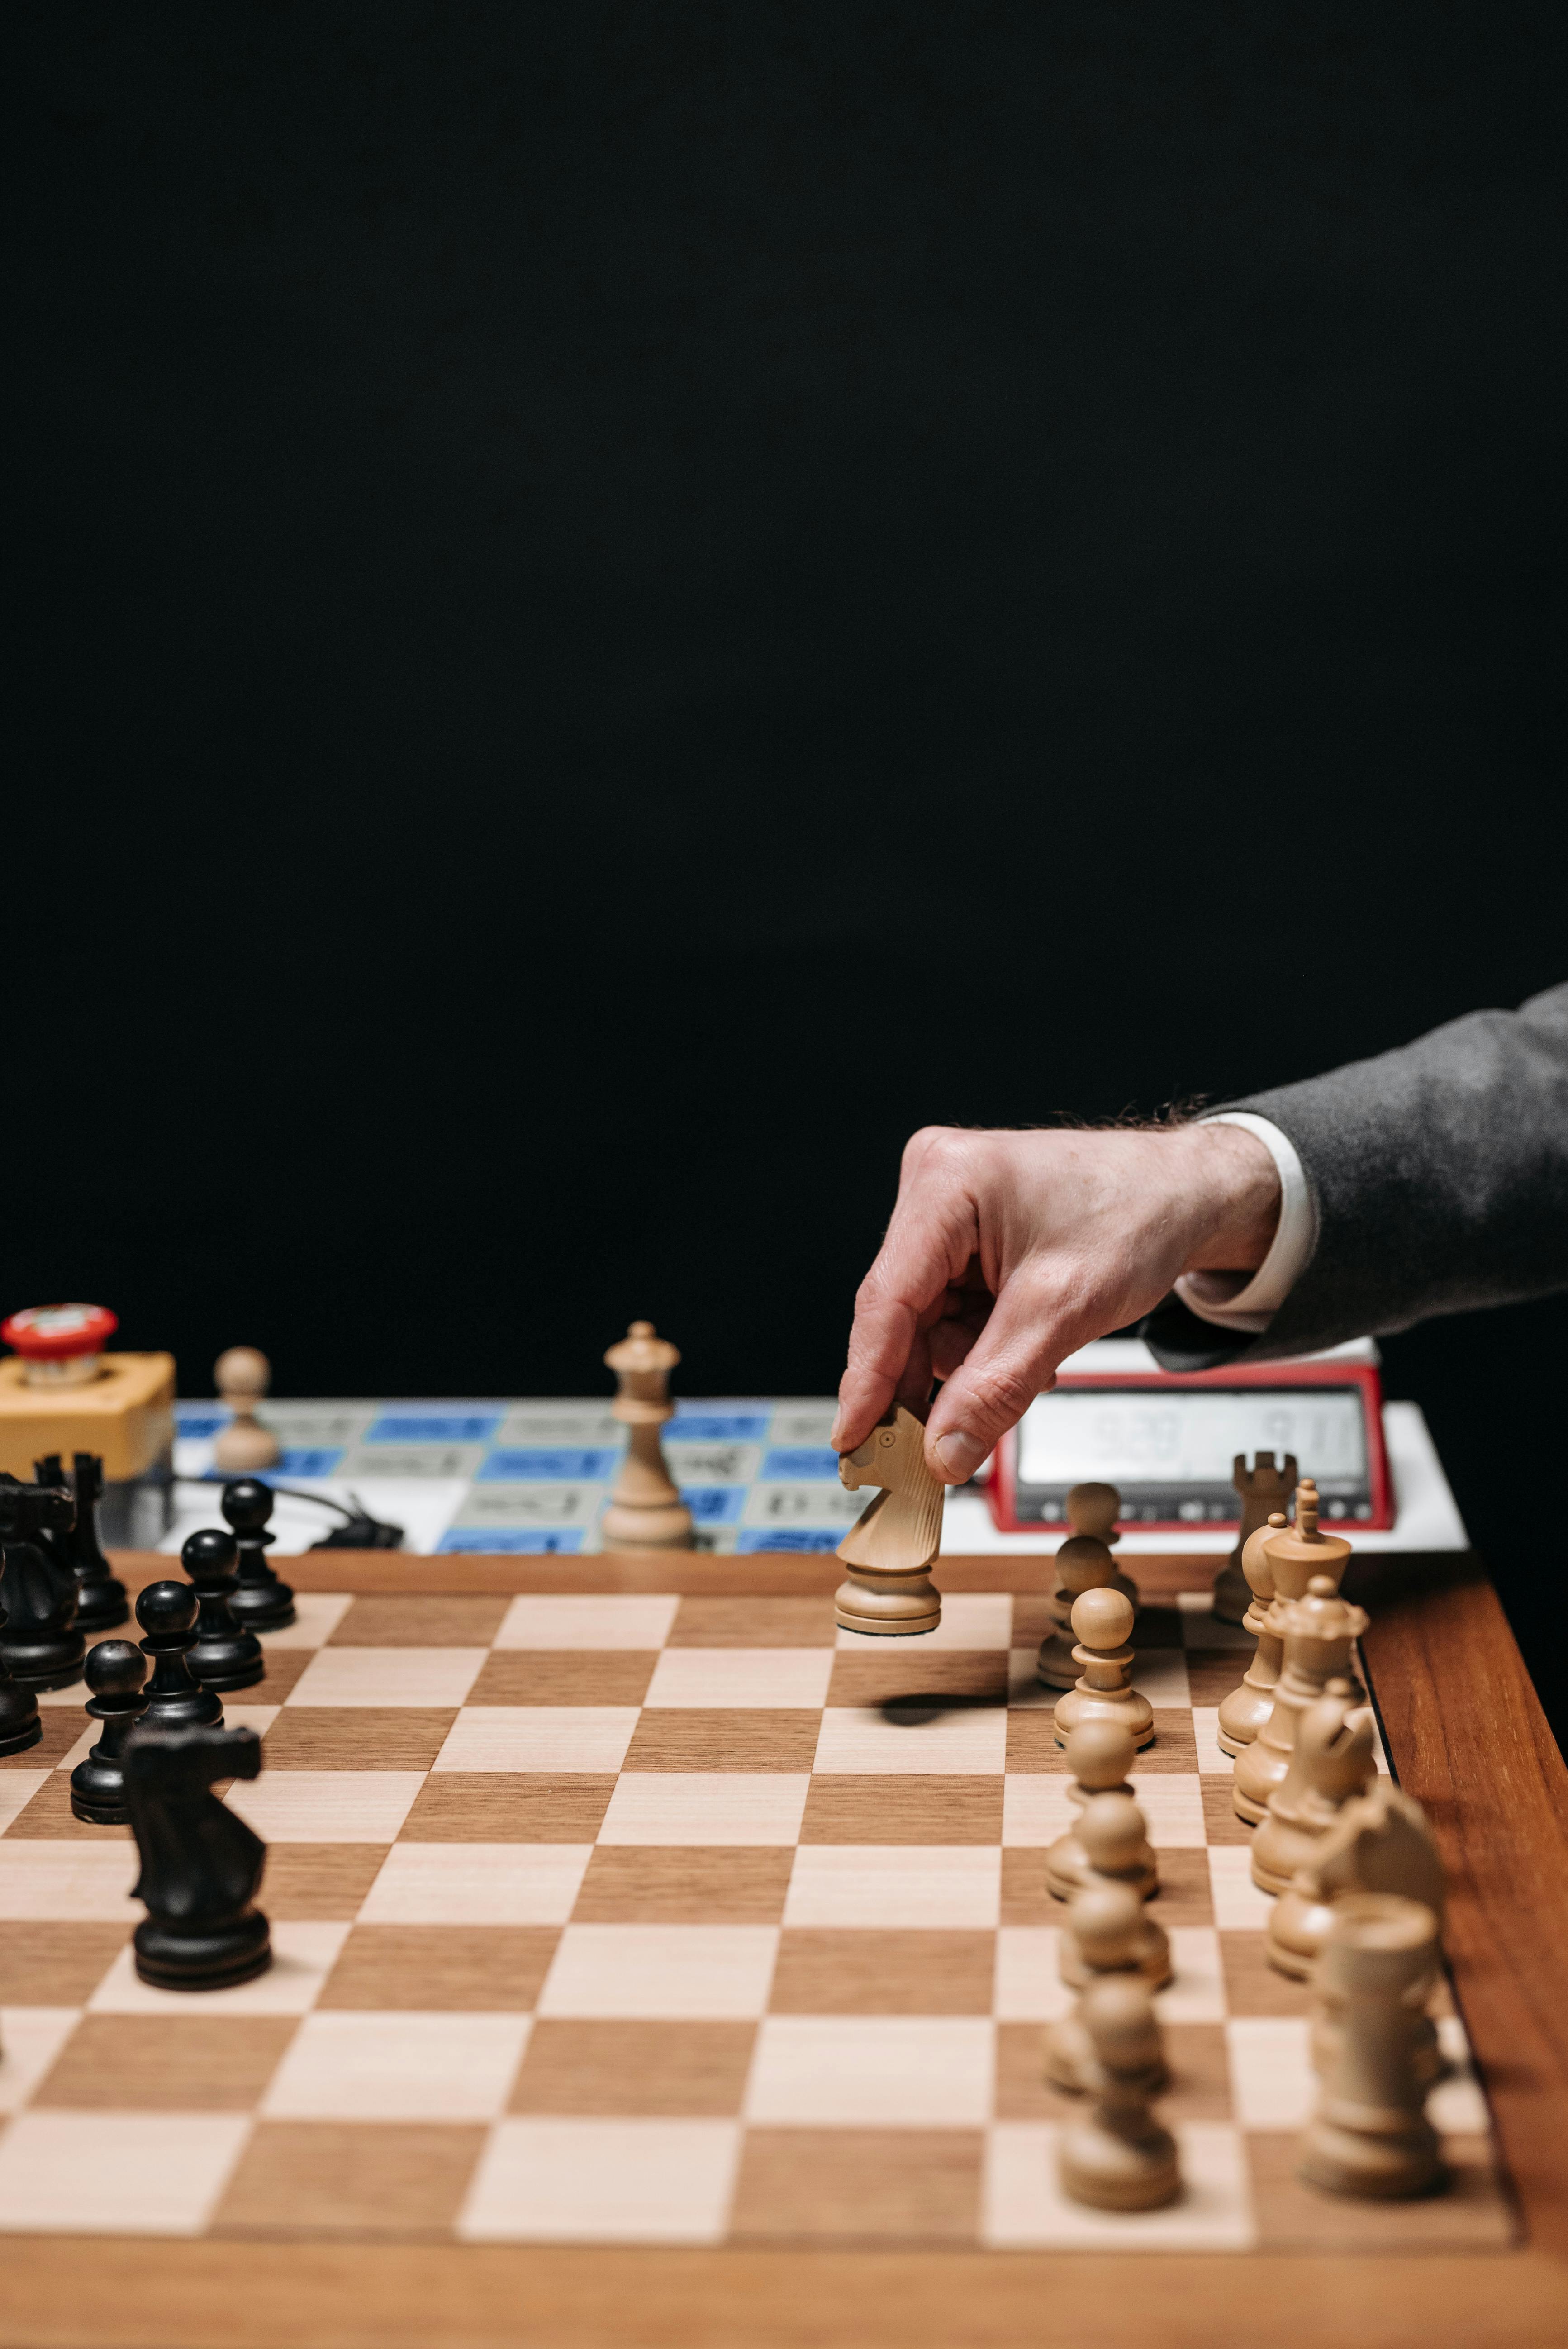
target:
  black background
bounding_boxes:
[12,7,1567,1723]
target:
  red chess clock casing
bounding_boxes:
[987,1356,1393,1535]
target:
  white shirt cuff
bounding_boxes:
[1173,1111,1316,1334]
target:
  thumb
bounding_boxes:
[922,1275,1063,1482]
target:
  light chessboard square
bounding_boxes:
[596,1774,810,1846]
[0,2110,253,2233]
[432,1707,640,1774]
[286,1647,489,1709]
[262,2009,532,2121]
[782,1846,1001,1931]
[494,1596,680,1650]
[746,2015,994,2126]
[643,1648,835,1710]
[537,1924,780,2020]
[359,1843,591,1926]
[461,2115,741,2243]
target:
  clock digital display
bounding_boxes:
[1012,1384,1373,1525]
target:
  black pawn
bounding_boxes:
[181,1529,265,1691]
[0,1482,85,1689]
[63,1454,129,1632]
[137,1579,223,1731]
[0,1596,42,1755]
[221,1479,295,1631]
[70,1639,149,1824]
[124,1724,271,1990]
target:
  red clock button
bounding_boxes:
[1,1303,119,1360]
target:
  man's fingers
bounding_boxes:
[922,1272,1069,1481]
[831,1179,982,1452]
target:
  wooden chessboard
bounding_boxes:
[0,1547,1565,2349]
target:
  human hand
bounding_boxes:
[831,1123,1281,1483]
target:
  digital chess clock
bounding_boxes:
[986,1345,1392,1534]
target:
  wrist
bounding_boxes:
[1176,1122,1282,1273]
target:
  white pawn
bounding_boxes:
[212,1349,281,1472]
[1045,1883,1171,2093]
[1045,1721,1137,1899]
[1058,1976,1181,2211]
[1052,1588,1154,1748]
[1060,1799,1167,1986]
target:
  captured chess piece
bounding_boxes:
[1052,1588,1154,1748]
[832,1404,945,1636]
[0,1476,85,1689]
[123,1723,271,1990]
[1251,1677,1377,1895]
[181,1529,266,1691]
[1057,1976,1181,2211]
[221,1479,296,1631]
[41,1453,128,1631]
[1212,1450,1298,1625]
[1297,1893,1445,2200]
[1216,1511,1288,1757]
[1045,1721,1137,1898]
[69,1639,149,1824]
[1234,1570,1367,1826]
[1269,1778,1444,1983]
[211,1348,282,1472]
[600,1323,695,1552]
[136,1579,224,1731]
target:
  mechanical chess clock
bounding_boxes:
[986,1346,1392,1532]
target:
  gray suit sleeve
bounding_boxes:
[1143,981,1568,1366]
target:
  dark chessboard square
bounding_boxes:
[0,1714,83,1769]
[1246,2130,1517,2250]
[1186,1649,1250,1706]
[510,2018,757,2115]
[995,2018,1062,2118]
[0,1920,130,2003]
[670,1596,836,1647]
[1220,1931,1316,2017]
[319,1923,560,2010]
[800,1775,1003,1845]
[1201,1782,1257,1845]
[328,1595,512,1646]
[1009,1595,1059,1650]
[827,1653,1009,1707]
[1134,1604,1185,1651]
[1131,1712,1199,1771]
[571,1846,795,1924]
[262,1707,456,1771]
[5,1774,126,1840]
[262,1844,391,1919]
[1000,1850,1062,1926]
[1148,1847,1215,1927]
[468,1650,657,1707]
[770,1929,996,2014]
[252,1650,314,1702]
[623,1709,821,1773]
[398,1773,617,1842]
[215,2120,487,2237]
[34,2014,297,2108]
[1003,1713,1073,1773]
[731,2126,983,2243]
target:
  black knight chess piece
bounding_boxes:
[137,1580,224,1731]
[220,1479,295,1632]
[123,1723,271,1990]
[0,1475,85,1688]
[70,1639,150,1824]
[36,1453,128,1632]
[181,1529,265,1691]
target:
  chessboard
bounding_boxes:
[2,1541,1566,2349]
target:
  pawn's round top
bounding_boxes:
[1078,1791,1151,1871]
[220,1479,276,1534]
[85,1638,147,1697]
[1070,1880,1145,1960]
[1081,1973,1160,2067]
[214,1347,271,1402]
[182,1527,239,1580]
[1063,1718,1136,1790]
[1070,1586,1135,1651]
[136,1579,200,1637]
[1065,1482,1121,1542]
